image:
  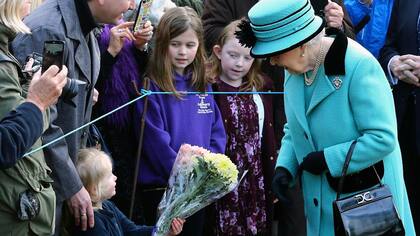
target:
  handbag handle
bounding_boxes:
[336,141,383,199]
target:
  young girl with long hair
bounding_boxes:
[136,6,226,236]
[208,20,277,236]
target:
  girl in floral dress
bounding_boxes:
[208,20,277,236]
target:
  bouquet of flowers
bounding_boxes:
[155,144,239,236]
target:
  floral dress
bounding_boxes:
[214,80,267,236]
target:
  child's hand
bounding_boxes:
[166,218,185,236]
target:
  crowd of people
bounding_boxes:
[0,0,419,235]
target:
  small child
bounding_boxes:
[208,20,277,235]
[75,148,185,236]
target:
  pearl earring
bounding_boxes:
[301,53,305,57]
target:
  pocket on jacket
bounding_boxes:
[17,189,40,221]
[17,177,56,235]
[29,182,56,236]
[23,173,54,193]
[0,170,56,235]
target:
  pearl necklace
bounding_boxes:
[304,39,327,86]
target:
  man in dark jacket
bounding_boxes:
[12,0,136,233]
[379,0,420,230]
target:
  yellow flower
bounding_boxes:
[203,153,238,184]
[156,146,240,236]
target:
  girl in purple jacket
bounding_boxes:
[208,20,277,236]
[136,7,226,236]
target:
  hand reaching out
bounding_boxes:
[108,21,136,57]
[167,218,185,236]
[107,20,153,56]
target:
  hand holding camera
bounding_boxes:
[25,40,82,107]
[23,52,43,75]
[132,0,154,50]
[133,20,153,51]
[26,65,68,112]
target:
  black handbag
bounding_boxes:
[332,141,405,236]
[86,124,110,154]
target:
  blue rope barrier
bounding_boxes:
[23,93,149,157]
[141,89,285,95]
[23,89,285,157]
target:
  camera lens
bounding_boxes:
[27,51,83,107]
[61,78,79,105]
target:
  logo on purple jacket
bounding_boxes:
[196,94,213,114]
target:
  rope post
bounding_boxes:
[128,80,151,219]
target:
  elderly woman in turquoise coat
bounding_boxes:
[236,0,416,235]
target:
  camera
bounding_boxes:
[26,52,80,107]
[25,52,43,73]
[60,78,81,107]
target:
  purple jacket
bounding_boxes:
[137,73,226,186]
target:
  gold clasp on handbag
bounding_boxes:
[355,191,373,204]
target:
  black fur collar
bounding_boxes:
[324,28,347,76]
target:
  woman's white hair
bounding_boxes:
[305,29,325,47]
[303,29,325,62]
[0,0,30,34]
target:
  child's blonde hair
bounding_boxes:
[0,0,30,34]
[147,6,209,97]
[76,148,113,207]
[208,19,263,91]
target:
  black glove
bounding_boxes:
[299,151,327,175]
[271,167,292,204]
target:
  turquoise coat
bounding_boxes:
[276,38,415,235]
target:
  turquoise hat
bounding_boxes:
[247,0,325,58]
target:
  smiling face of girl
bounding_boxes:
[214,37,254,87]
[168,27,199,75]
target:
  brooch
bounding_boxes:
[332,76,342,90]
